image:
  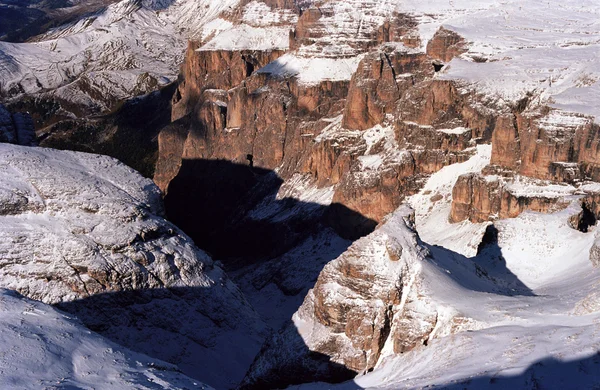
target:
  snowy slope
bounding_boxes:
[295,143,600,390]
[0,288,208,390]
[0,0,240,112]
[425,0,600,117]
[0,143,266,389]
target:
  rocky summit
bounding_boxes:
[2,0,600,389]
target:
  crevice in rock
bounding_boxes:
[569,202,597,233]
[244,59,255,78]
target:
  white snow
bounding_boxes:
[242,1,298,27]
[0,288,208,390]
[200,18,234,42]
[504,177,575,199]
[429,0,600,118]
[437,126,471,135]
[257,54,364,85]
[199,24,290,51]
[408,144,492,257]
[298,139,600,390]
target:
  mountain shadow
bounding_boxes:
[164,158,377,267]
[56,285,359,389]
[424,224,535,297]
[434,352,600,389]
[160,158,376,388]
[52,159,375,389]
[238,322,361,390]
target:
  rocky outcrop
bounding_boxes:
[171,43,285,121]
[0,144,266,389]
[490,114,520,169]
[342,44,432,131]
[449,173,570,223]
[240,207,461,388]
[158,38,494,251]
[490,109,600,182]
[426,27,467,63]
[589,240,600,267]
[395,79,496,144]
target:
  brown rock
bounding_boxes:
[490,109,600,182]
[426,26,467,63]
[449,173,570,223]
[377,13,421,48]
[342,45,432,131]
[491,114,520,169]
[172,43,285,121]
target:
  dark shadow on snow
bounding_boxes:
[431,352,600,389]
[424,224,535,297]
[161,159,376,388]
[238,322,362,390]
[164,158,376,266]
[55,159,375,389]
[56,284,360,389]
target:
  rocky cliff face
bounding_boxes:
[450,108,600,223]
[171,43,286,121]
[240,207,482,388]
[490,109,600,182]
[449,173,570,223]
[0,144,266,389]
[150,3,544,387]
[151,1,600,387]
[156,24,486,251]
[426,27,467,63]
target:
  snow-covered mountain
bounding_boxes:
[155,0,600,388]
[0,0,239,116]
[290,146,600,389]
[2,0,600,389]
[0,143,266,389]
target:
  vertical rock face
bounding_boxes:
[395,79,495,142]
[342,45,432,131]
[150,17,500,384]
[489,109,600,182]
[157,34,495,251]
[449,173,570,223]
[426,27,467,63]
[490,114,520,169]
[172,43,286,121]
